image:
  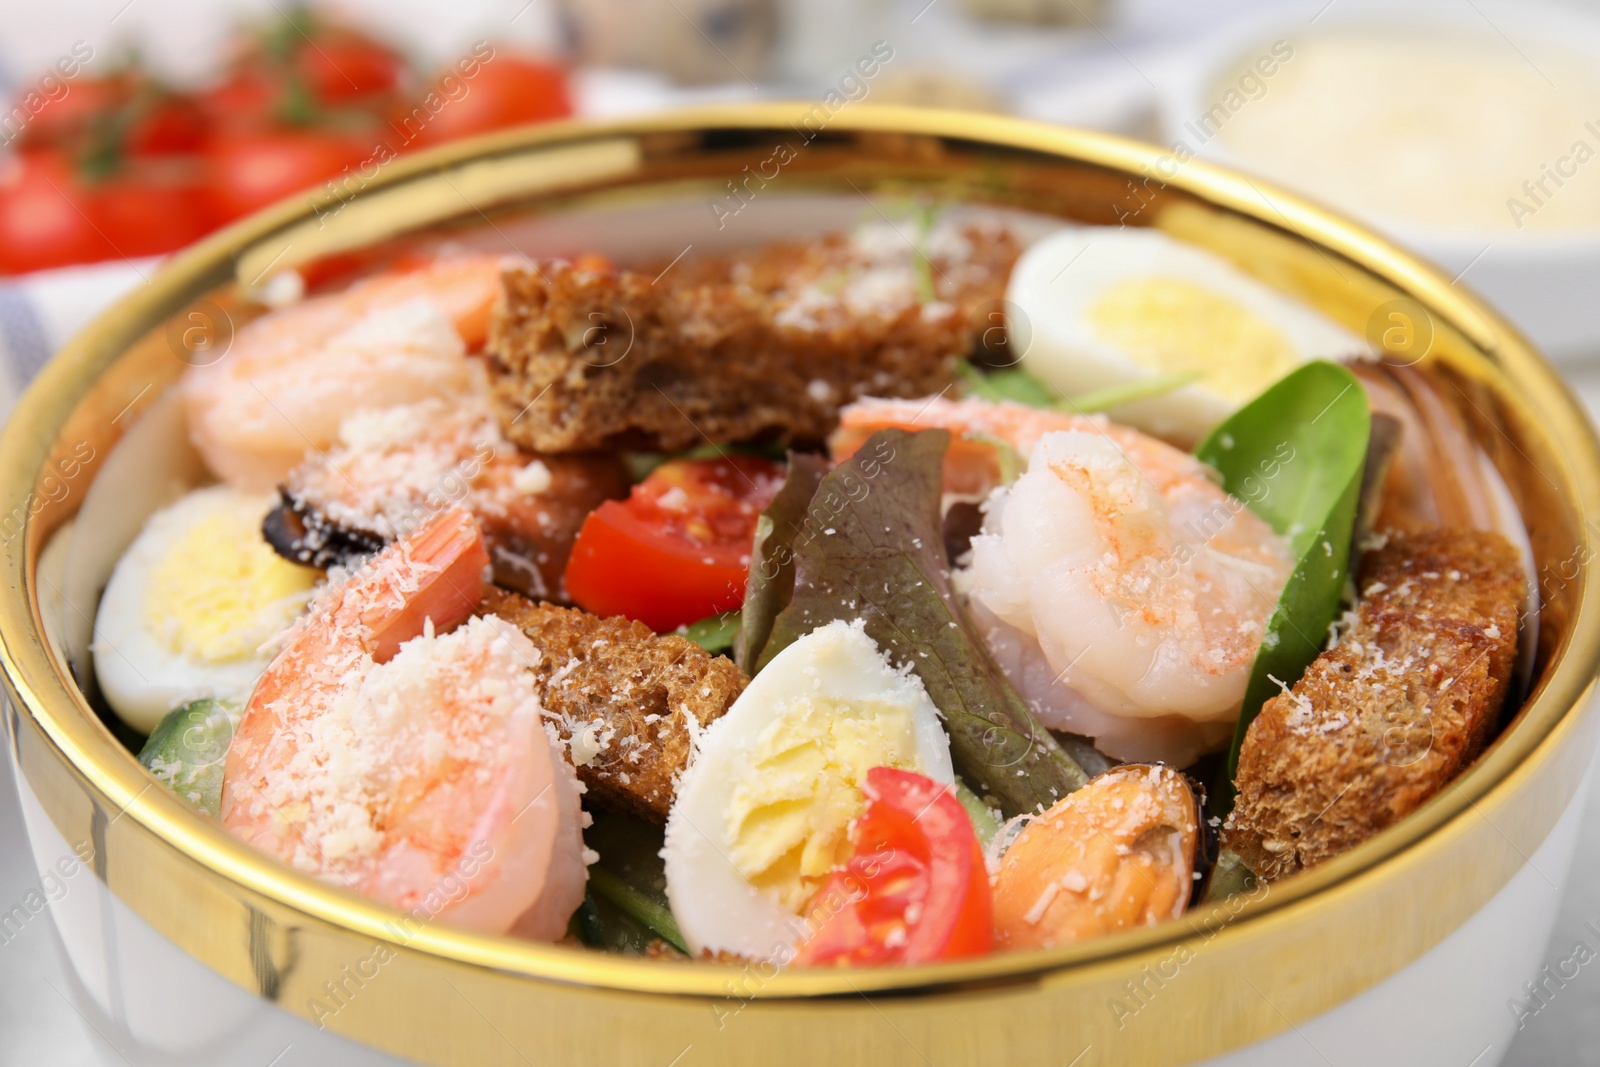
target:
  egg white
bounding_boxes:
[93,486,311,734]
[662,619,954,961]
[1008,227,1363,444]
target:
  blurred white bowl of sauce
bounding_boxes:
[1160,0,1600,362]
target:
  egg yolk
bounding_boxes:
[1086,276,1300,401]
[724,696,922,913]
[145,510,317,662]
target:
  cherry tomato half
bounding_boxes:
[794,767,993,967]
[563,455,784,631]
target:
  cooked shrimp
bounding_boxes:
[183,255,505,491]
[992,764,1201,951]
[837,396,1294,764]
[833,394,1162,501]
[266,386,629,601]
[221,508,588,939]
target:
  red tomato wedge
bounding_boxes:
[794,767,993,967]
[563,456,783,632]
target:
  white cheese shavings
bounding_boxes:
[513,459,553,496]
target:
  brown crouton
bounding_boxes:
[1225,527,1523,882]
[477,587,747,822]
[486,221,1020,453]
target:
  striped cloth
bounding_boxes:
[0,258,157,418]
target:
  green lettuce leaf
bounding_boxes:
[757,428,1089,816]
[1064,371,1202,414]
[956,362,1060,407]
[956,361,1201,415]
[585,811,687,954]
[736,451,829,674]
[954,778,1002,847]
[1195,361,1370,792]
[1202,849,1258,903]
[586,868,687,954]
[680,611,740,655]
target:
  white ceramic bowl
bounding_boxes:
[1157,0,1600,362]
[4,107,1599,1067]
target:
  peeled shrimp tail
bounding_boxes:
[182,256,505,490]
[840,396,1295,765]
[238,507,488,729]
[220,509,587,939]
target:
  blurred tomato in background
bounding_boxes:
[0,152,110,273]
[0,2,572,275]
[403,55,571,149]
[201,128,367,222]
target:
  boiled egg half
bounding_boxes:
[94,485,319,733]
[1009,228,1362,444]
[663,619,954,960]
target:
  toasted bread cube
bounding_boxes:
[486,222,1020,453]
[1226,528,1523,881]
[478,588,746,822]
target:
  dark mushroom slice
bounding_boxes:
[260,398,630,601]
[263,491,384,570]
